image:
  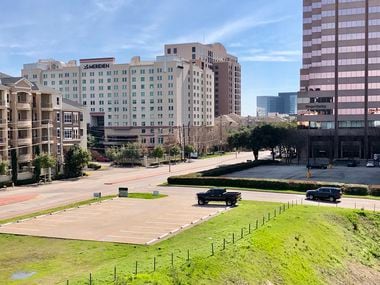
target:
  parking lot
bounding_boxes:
[224,164,380,185]
[0,196,230,245]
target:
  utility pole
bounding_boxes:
[47,122,52,181]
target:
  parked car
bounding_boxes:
[306,163,327,169]
[347,160,358,167]
[196,188,241,206]
[306,187,342,202]
[366,160,375,167]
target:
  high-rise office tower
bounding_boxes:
[298,0,380,159]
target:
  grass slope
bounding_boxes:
[0,202,379,284]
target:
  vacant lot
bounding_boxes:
[0,196,228,245]
[0,201,379,284]
[224,164,380,184]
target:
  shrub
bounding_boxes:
[342,184,369,196]
[87,162,101,170]
[369,185,380,196]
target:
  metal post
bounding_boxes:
[154,257,156,271]
[223,238,226,250]
[135,261,138,275]
[248,223,251,234]
[168,148,171,173]
[241,228,244,239]
[288,201,290,209]
[232,233,235,244]
[171,253,174,266]
[114,266,116,281]
[256,219,258,229]
[274,209,276,217]
[262,216,265,225]
[187,249,190,261]
[66,280,69,285]
[211,243,214,256]
[89,273,92,285]
[47,122,52,181]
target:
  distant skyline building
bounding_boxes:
[298,0,380,160]
[256,92,297,116]
[164,42,241,116]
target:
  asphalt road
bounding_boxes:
[0,151,379,222]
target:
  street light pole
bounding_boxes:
[47,122,52,181]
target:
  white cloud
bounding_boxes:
[240,49,301,62]
[94,0,132,12]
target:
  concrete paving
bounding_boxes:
[0,196,230,244]
[224,164,380,185]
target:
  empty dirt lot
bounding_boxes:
[0,196,229,245]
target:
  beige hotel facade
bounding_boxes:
[22,55,214,147]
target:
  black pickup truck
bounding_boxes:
[196,188,242,206]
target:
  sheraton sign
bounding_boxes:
[83,63,110,70]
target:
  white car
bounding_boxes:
[366,160,375,167]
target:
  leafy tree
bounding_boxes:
[0,161,8,176]
[152,146,164,165]
[11,149,17,183]
[64,146,91,178]
[169,145,181,160]
[105,143,142,165]
[184,144,195,158]
[33,153,56,180]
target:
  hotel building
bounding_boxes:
[164,42,241,116]
[22,56,214,147]
[298,0,380,160]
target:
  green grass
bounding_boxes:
[0,201,379,284]
[199,152,232,159]
[127,192,167,199]
[0,195,117,225]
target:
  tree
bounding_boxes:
[11,149,17,183]
[152,146,164,165]
[0,161,8,176]
[184,145,195,159]
[33,153,56,181]
[105,143,142,166]
[64,145,91,178]
[169,145,181,161]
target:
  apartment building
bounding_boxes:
[0,75,86,173]
[22,55,214,147]
[164,42,241,116]
[298,0,380,160]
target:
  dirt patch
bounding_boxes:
[329,262,380,285]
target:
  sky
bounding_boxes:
[0,0,302,116]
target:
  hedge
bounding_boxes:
[369,185,380,196]
[167,176,344,192]
[167,160,374,196]
[87,163,101,170]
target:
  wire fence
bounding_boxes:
[63,201,300,285]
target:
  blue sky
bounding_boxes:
[0,0,302,115]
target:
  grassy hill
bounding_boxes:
[0,201,379,284]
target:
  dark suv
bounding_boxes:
[306,187,342,202]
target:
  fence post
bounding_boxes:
[241,228,244,239]
[288,201,290,209]
[187,249,190,261]
[171,253,174,266]
[256,219,258,229]
[283,204,286,211]
[262,216,265,225]
[154,257,156,271]
[66,280,69,285]
[232,233,235,244]
[248,223,251,234]
[279,206,282,214]
[274,209,276,217]
[223,238,226,250]
[292,200,294,207]
[268,212,270,221]
[135,261,138,275]
[114,266,116,281]
[211,243,214,256]
[89,273,92,285]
